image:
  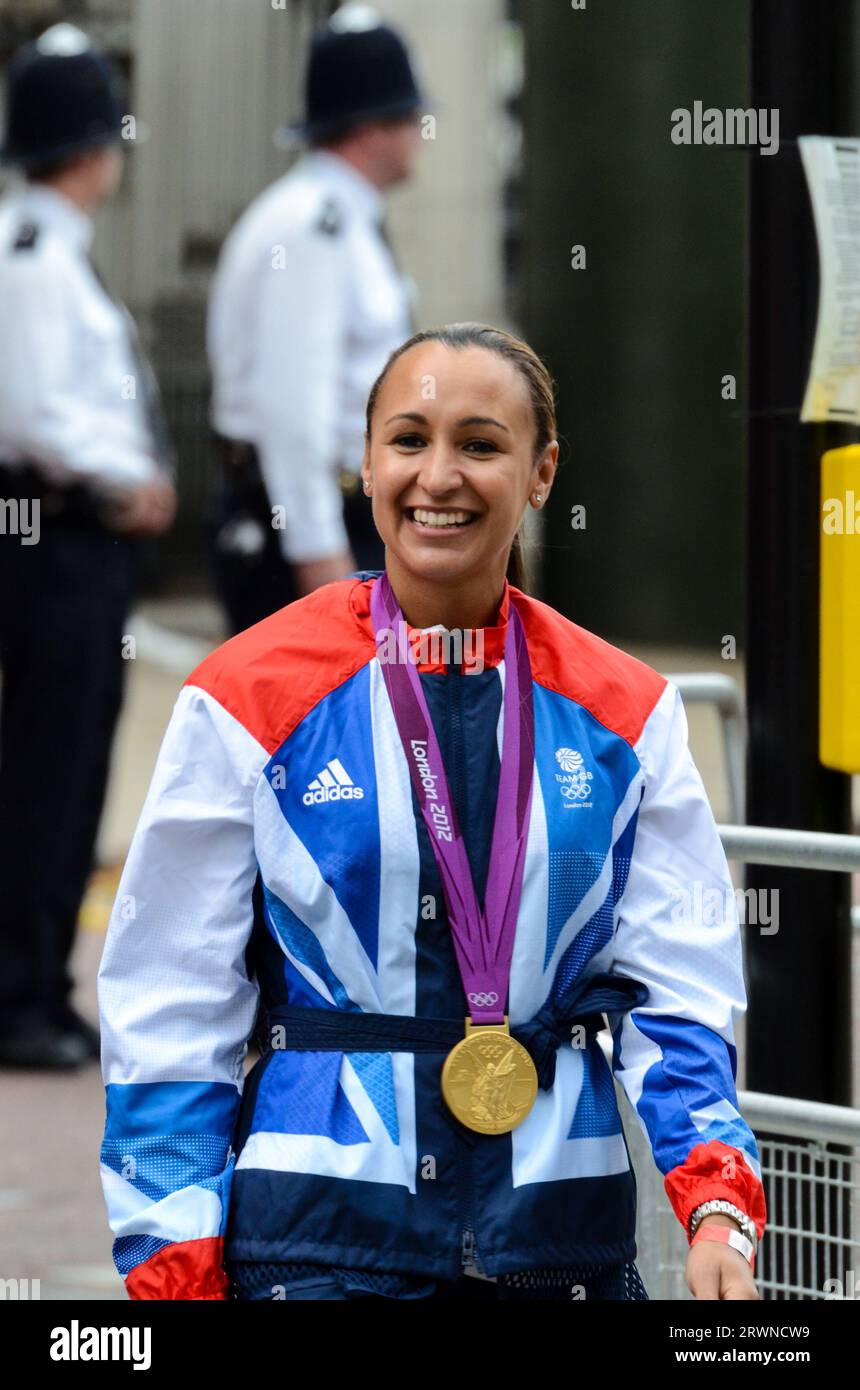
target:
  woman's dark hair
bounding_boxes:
[365,323,557,592]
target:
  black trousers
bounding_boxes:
[0,507,139,1029]
[205,451,385,636]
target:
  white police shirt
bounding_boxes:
[207,149,416,564]
[0,182,161,500]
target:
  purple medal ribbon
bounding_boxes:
[370,571,535,1027]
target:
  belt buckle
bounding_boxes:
[40,489,65,518]
[338,468,359,497]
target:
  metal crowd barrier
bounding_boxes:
[666,671,746,824]
[604,821,860,1300]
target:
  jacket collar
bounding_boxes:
[300,149,385,225]
[7,181,94,254]
[349,572,511,674]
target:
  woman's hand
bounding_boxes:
[685,1214,760,1300]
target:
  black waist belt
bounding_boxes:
[0,462,106,529]
[212,432,266,509]
[213,431,258,473]
[213,431,361,502]
[263,972,649,1091]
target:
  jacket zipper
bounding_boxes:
[458,1133,479,1272]
[461,1226,477,1271]
[449,655,466,828]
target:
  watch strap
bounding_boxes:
[690,1198,758,1248]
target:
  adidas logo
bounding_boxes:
[302,757,365,806]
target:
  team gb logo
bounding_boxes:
[555,747,594,808]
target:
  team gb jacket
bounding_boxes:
[97,573,767,1299]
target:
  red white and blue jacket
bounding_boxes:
[97,573,767,1299]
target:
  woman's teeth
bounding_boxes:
[409,508,476,528]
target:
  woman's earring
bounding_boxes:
[363,480,371,494]
[533,492,542,506]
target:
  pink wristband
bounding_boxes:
[691,1223,756,1270]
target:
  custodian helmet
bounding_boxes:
[0,23,125,169]
[283,3,423,143]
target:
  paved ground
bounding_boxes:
[1,598,857,1299]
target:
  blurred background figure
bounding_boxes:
[206,3,424,632]
[0,22,176,1070]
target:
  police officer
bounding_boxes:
[207,4,424,633]
[0,24,177,1069]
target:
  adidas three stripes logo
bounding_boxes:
[302,757,365,806]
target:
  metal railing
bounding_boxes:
[615,1077,860,1301]
[666,671,746,824]
[606,820,860,1300]
[741,1095,860,1300]
[718,822,860,873]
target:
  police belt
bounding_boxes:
[263,972,649,1091]
[0,461,108,529]
[213,432,257,476]
[213,432,361,499]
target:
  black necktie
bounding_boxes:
[377,216,416,332]
[88,255,176,477]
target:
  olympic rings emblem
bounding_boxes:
[467,991,500,1007]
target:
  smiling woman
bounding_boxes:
[362,323,558,619]
[97,322,766,1304]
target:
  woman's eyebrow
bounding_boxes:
[383,411,511,433]
[456,415,510,432]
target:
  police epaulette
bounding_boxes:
[12,221,39,252]
[315,199,343,236]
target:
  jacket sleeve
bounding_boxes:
[97,681,266,1299]
[607,681,767,1244]
[249,225,352,564]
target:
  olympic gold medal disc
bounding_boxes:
[441,1019,539,1135]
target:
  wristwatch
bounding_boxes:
[689,1199,758,1250]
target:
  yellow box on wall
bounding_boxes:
[820,444,860,771]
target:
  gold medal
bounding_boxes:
[441,1017,538,1134]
